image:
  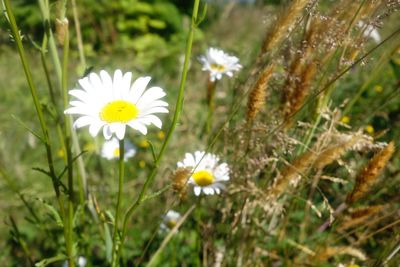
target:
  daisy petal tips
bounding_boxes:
[177,151,230,196]
[65,70,169,140]
[199,47,242,82]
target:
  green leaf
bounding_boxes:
[11,114,44,143]
[34,254,67,267]
[390,59,400,81]
[36,198,63,227]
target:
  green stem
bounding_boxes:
[111,139,125,267]
[206,79,216,133]
[117,0,202,262]
[71,0,86,68]
[37,0,62,90]
[61,19,76,267]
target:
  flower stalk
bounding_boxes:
[111,139,125,266]
[206,78,216,133]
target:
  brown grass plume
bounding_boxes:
[261,0,310,55]
[346,142,395,204]
[246,64,275,122]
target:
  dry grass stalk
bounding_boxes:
[338,205,384,231]
[346,142,395,204]
[281,21,317,124]
[261,0,310,55]
[170,167,191,200]
[314,246,367,262]
[286,62,317,120]
[246,64,275,122]
[268,150,317,198]
[314,135,361,170]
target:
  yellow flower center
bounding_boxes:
[192,170,214,187]
[113,148,120,158]
[166,220,177,229]
[100,100,139,123]
[210,63,225,72]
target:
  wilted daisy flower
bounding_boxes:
[177,151,230,196]
[65,70,168,140]
[199,47,242,81]
[357,21,381,44]
[101,137,136,161]
[160,210,182,232]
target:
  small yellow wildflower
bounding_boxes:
[138,139,150,148]
[57,148,65,158]
[374,85,383,93]
[157,131,165,140]
[340,116,350,124]
[139,160,146,168]
[83,142,96,152]
[365,125,374,134]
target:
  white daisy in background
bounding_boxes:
[62,256,87,267]
[160,210,182,232]
[101,137,136,161]
[177,151,230,196]
[357,21,381,44]
[199,47,242,82]
[65,70,168,140]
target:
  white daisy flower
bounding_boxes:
[199,47,242,82]
[177,151,230,196]
[65,69,169,140]
[160,210,182,232]
[101,137,136,161]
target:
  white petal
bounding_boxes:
[140,107,169,116]
[70,100,85,107]
[73,116,93,128]
[100,70,113,93]
[115,124,126,140]
[121,72,132,97]
[103,125,113,140]
[136,87,166,106]
[113,69,123,99]
[194,187,201,196]
[78,76,95,94]
[183,153,196,166]
[89,72,104,92]
[130,76,151,103]
[89,122,103,137]
[139,115,162,129]
[65,106,92,115]
[69,89,90,102]
[127,121,148,135]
